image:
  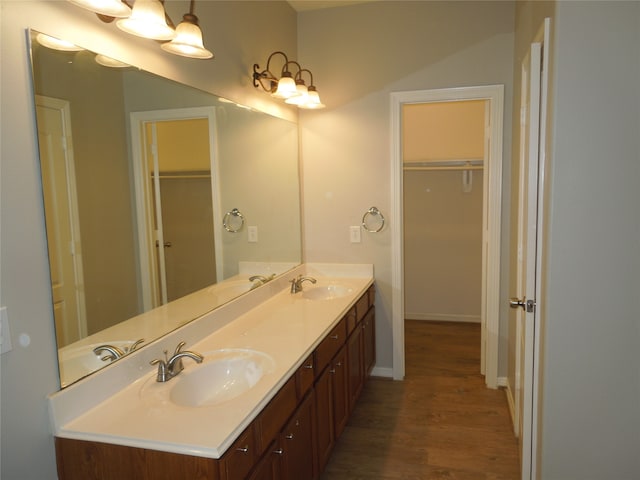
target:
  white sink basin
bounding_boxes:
[301,284,354,300]
[168,349,275,408]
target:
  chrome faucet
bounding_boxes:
[290,274,317,293]
[93,344,125,362]
[93,338,145,362]
[150,341,203,382]
[249,274,276,289]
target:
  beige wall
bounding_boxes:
[298,1,515,374]
[403,100,485,163]
[0,2,297,478]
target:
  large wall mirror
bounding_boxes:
[28,30,302,388]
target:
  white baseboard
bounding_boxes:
[503,376,517,435]
[371,366,393,378]
[404,313,481,323]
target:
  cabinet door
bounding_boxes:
[315,366,334,472]
[279,393,316,480]
[331,346,349,439]
[218,426,257,480]
[363,306,376,376]
[249,441,281,480]
[347,324,364,414]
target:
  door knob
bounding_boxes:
[509,297,526,310]
[509,297,535,313]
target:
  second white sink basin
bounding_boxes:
[301,284,354,300]
[169,349,275,408]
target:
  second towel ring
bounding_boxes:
[362,206,385,233]
[223,208,245,233]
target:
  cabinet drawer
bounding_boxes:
[218,425,256,480]
[355,291,370,323]
[296,353,315,400]
[256,376,297,452]
[315,317,347,374]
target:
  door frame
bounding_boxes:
[390,85,504,386]
[130,106,221,311]
[36,95,88,343]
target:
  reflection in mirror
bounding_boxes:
[29,30,302,388]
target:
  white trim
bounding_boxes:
[371,366,393,378]
[390,85,504,387]
[405,313,481,323]
[503,376,517,434]
[130,107,221,311]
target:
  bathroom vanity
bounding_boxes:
[50,264,375,480]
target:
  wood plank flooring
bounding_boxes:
[319,320,520,480]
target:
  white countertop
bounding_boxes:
[50,264,373,459]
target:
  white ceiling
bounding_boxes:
[287,0,373,12]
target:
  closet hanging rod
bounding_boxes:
[151,172,211,180]
[403,159,484,172]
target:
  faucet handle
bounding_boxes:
[170,341,187,375]
[150,358,169,382]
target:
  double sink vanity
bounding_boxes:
[50,263,375,480]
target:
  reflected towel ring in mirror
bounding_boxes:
[223,208,245,233]
[362,206,385,233]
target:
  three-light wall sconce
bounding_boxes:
[67,0,214,59]
[253,51,325,109]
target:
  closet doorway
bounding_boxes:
[391,86,504,386]
[130,107,222,311]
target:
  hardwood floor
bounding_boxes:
[319,320,520,480]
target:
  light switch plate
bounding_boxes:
[248,226,258,243]
[349,226,361,243]
[1,306,13,354]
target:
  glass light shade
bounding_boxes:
[116,0,175,41]
[95,54,130,68]
[285,82,309,106]
[68,0,131,18]
[161,17,213,59]
[36,33,84,51]
[299,87,325,109]
[272,73,299,99]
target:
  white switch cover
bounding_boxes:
[248,226,258,243]
[349,226,361,243]
[1,306,13,354]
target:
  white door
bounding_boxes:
[35,96,87,347]
[511,19,550,480]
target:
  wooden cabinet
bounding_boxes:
[277,393,316,480]
[56,284,375,480]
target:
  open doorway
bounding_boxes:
[390,85,504,387]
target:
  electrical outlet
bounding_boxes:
[349,226,361,243]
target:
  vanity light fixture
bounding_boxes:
[161,1,213,59]
[68,0,131,18]
[253,51,325,109]
[66,0,214,59]
[116,0,174,41]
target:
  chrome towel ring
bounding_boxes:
[362,206,385,233]
[223,208,245,233]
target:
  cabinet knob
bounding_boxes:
[330,334,339,340]
[303,363,313,369]
[285,433,294,440]
[329,368,336,374]
[274,448,284,455]
[236,445,249,453]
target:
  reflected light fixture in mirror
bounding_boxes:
[253,51,325,109]
[36,33,84,51]
[66,0,214,59]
